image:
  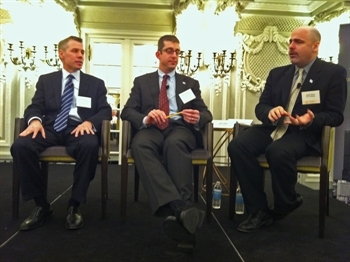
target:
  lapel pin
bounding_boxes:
[182,81,186,85]
[309,79,313,83]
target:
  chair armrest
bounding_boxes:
[233,122,252,137]
[200,122,213,159]
[321,126,333,169]
[121,120,132,158]
[14,118,26,141]
[101,120,110,157]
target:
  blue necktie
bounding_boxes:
[53,74,75,132]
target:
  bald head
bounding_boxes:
[289,26,321,67]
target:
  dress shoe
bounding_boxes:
[237,210,273,233]
[163,216,196,253]
[175,206,205,234]
[20,206,53,231]
[65,206,84,230]
[273,194,303,221]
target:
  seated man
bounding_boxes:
[11,36,112,231]
[228,26,347,233]
[120,34,212,252]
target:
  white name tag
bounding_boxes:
[77,96,91,108]
[301,90,320,105]
[179,89,196,104]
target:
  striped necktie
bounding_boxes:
[271,68,304,141]
[53,74,75,132]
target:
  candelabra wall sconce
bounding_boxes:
[44,44,61,69]
[212,50,236,78]
[177,50,202,77]
[8,41,37,71]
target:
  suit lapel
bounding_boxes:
[54,71,63,109]
[149,71,161,108]
[282,66,295,107]
[300,58,322,92]
[175,73,188,109]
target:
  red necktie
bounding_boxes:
[157,75,169,130]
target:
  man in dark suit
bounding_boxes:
[228,26,347,233]
[11,36,112,230]
[121,35,212,252]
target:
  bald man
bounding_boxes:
[228,26,347,233]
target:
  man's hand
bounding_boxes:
[268,106,287,122]
[284,109,314,126]
[145,109,167,126]
[182,109,199,124]
[20,119,46,139]
[71,121,95,137]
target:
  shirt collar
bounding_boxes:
[294,58,316,75]
[62,69,80,81]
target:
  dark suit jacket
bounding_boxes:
[120,71,212,132]
[24,70,112,134]
[256,58,347,153]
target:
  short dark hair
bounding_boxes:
[58,36,83,50]
[157,35,180,51]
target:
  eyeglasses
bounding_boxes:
[161,48,181,56]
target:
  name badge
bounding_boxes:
[77,96,91,108]
[301,90,320,105]
[179,89,196,104]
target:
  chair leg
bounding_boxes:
[121,158,128,221]
[134,167,139,202]
[40,162,49,201]
[101,156,108,219]
[205,160,213,222]
[229,164,238,220]
[193,165,199,203]
[12,163,20,219]
[319,166,328,238]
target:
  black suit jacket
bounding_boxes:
[24,70,112,134]
[121,71,212,131]
[256,58,347,153]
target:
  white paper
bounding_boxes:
[179,89,196,104]
[228,119,254,125]
[77,96,91,108]
[212,119,253,129]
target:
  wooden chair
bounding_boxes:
[229,122,334,238]
[121,120,213,222]
[12,117,110,219]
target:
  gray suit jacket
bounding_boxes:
[121,71,212,132]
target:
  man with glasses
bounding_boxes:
[121,35,212,252]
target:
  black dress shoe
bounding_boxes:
[20,206,53,231]
[65,206,84,230]
[163,216,196,253]
[237,210,273,233]
[273,194,303,221]
[175,206,205,234]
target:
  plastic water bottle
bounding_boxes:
[212,181,222,209]
[235,185,244,215]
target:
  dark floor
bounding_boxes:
[1,162,350,262]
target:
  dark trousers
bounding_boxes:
[10,120,99,204]
[227,125,314,213]
[131,122,197,214]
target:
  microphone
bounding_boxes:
[166,85,169,89]
[297,83,302,89]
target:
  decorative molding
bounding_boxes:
[310,7,350,25]
[239,26,289,94]
[173,0,246,16]
[55,0,81,34]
